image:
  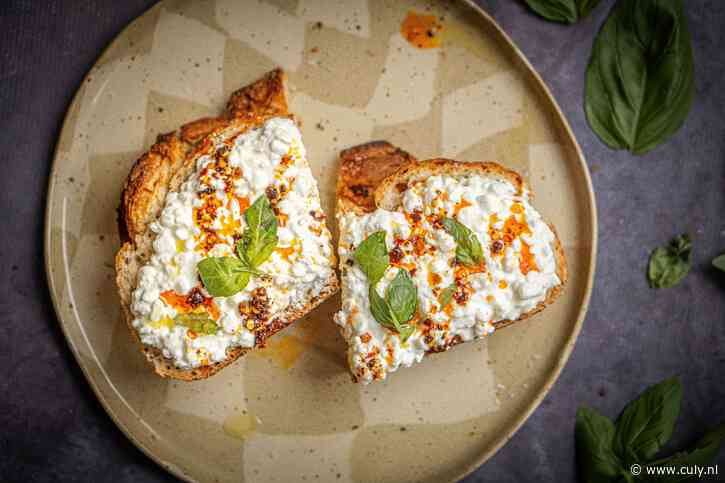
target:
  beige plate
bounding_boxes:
[45,0,596,481]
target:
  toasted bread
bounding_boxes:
[336,141,417,215]
[335,143,567,382]
[372,158,567,330]
[116,70,338,380]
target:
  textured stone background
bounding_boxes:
[1,0,724,482]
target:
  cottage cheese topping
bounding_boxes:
[130,117,334,369]
[335,174,561,383]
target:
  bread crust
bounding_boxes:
[336,147,567,357]
[336,141,417,215]
[115,69,338,380]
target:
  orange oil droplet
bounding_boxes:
[519,240,539,275]
[401,11,444,49]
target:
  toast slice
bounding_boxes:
[334,143,567,383]
[116,69,338,380]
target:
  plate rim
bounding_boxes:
[450,1,597,480]
[43,1,598,482]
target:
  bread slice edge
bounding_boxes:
[336,149,567,359]
[115,69,339,381]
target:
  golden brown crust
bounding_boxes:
[336,141,416,214]
[178,117,231,144]
[118,133,190,243]
[335,143,567,363]
[116,69,338,381]
[373,158,527,211]
[119,69,289,244]
[226,68,289,120]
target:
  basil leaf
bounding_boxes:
[175,313,219,335]
[398,324,415,343]
[613,377,682,464]
[197,257,251,297]
[712,254,725,273]
[575,407,625,483]
[576,0,600,19]
[438,284,456,308]
[648,234,692,288]
[354,231,390,284]
[523,0,601,24]
[585,0,694,154]
[644,422,725,482]
[368,271,418,339]
[369,284,396,329]
[238,195,278,268]
[441,218,484,267]
[386,270,418,326]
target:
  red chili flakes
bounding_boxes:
[452,283,474,306]
[350,185,369,198]
[161,288,220,320]
[265,186,279,202]
[186,287,205,307]
[389,246,404,264]
[193,145,245,253]
[411,235,426,256]
[488,211,531,255]
[491,239,504,254]
[249,287,271,322]
[310,210,326,221]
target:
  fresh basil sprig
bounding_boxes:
[648,234,692,289]
[575,377,725,483]
[353,232,417,340]
[353,230,389,285]
[575,407,625,482]
[613,378,682,465]
[175,312,219,335]
[441,218,484,267]
[438,284,456,308]
[369,270,417,342]
[197,257,255,297]
[523,0,601,24]
[585,0,694,155]
[197,195,276,297]
[712,254,725,273]
[237,194,278,267]
[645,423,725,477]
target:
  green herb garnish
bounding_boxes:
[353,232,417,340]
[575,377,725,483]
[175,312,219,335]
[353,230,389,285]
[197,195,276,297]
[441,218,484,267]
[646,423,725,476]
[523,0,601,24]
[237,194,278,267]
[575,407,623,482]
[612,378,682,465]
[368,270,417,342]
[585,0,694,155]
[647,234,692,289]
[438,284,456,308]
[712,254,725,273]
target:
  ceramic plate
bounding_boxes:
[45,0,596,481]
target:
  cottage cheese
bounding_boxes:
[130,117,334,369]
[335,174,561,383]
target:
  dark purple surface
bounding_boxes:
[1,1,724,482]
